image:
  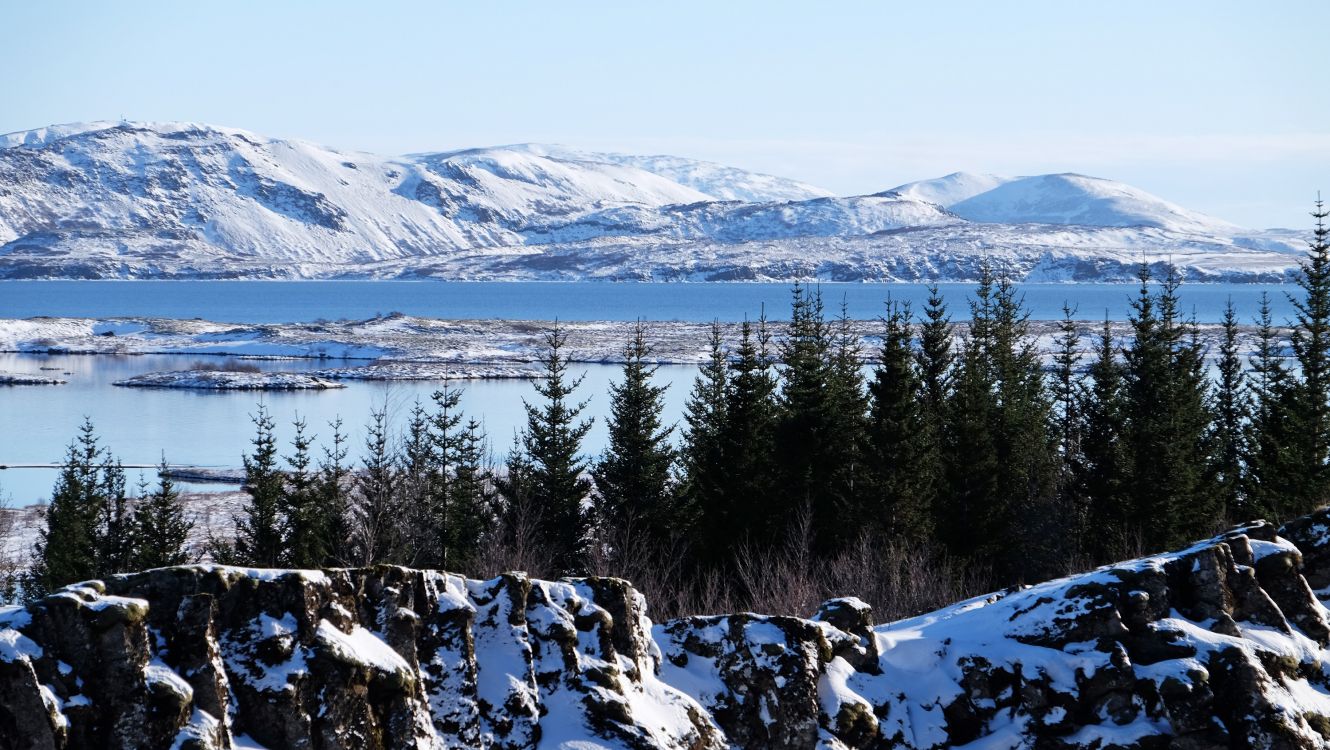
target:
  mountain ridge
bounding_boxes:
[0,121,1306,282]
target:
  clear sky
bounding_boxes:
[3,1,1326,228]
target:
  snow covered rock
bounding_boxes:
[7,513,1330,748]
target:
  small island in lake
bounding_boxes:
[113,370,346,391]
[0,371,66,385]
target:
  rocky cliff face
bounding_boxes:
[5,511,1330,749]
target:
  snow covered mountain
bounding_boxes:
[950,173,1246,235]
[0,121,1305,281]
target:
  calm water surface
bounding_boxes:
[0,280,1306,324]
[0,280,1307,505]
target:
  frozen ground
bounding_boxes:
[0,313,1292,371]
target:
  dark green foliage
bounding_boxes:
[1207,300,1250,518]
[231,406,285,567]
[714,316,781,556]
[279,417,323,568]
[1080,319,1131,559]
[1282,199,1330,515]
[447,419,493,573]
[865,300,936,542]
[678,321,730,549]
[355,407,401,564]
[1245,293,1299,521]
[1121,266,1218,550]
[31,420,113,596]
[592,321,676,554]
[130,461,192,569]
[520,323,593,573]
[315,418,352,566]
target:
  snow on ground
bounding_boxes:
[113,370,346,390]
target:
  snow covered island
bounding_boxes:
[113,370,345,391]
[0,371,66,385]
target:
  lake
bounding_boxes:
[0,279,1310,506]
[0,280,1309,324]
[0,351,695,506]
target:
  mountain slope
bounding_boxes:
[950,172,1245,235]
[886,171,1015,207]
[0,121,1304,281]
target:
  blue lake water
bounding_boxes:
[0,280,1308,324]
[0,279,1310,506]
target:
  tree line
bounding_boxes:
[19,202,1330,617]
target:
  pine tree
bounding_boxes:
[711,315,780,558]
[678,321,729,555]
[447,419,492,573]
[233,405,286,567]
[1206,300,1249,519]
[824,299,871,540]
[1121,266,1217,550]
[1284,198,1330,515]
[130,460,192,569]
[1080,318,1130,560]
[31,419,108,596]
[280,417,322,568]
[520,323,593,573]
[355,407,401,565]
[400,399,438,565]
[315,418,352,566]
[95,457,133,577]
[865,299,935,543]
[422,385,467,568]
[1245,293,1298,521]
[592,321,676,555]
[1049,305,1088,557]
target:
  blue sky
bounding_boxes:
[3,1,1326,228]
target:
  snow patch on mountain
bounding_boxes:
[950,173,1246,235]
[886,171,1015,207]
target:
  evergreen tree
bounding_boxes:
[447,419,492,573]
[1080,318,1130,560]
[355,407,401,565]
[520,323,593,573]
[711,315,780,558]
[592,321,676,553]
[95,457,133,577]
[1049,306,1088,557]
[775,284,844,551]
[1245,293,1298,521]
[233,405,286,567]
[315,418,352,566]
[1207,300,1249,518]
[400,399,438,565]
[280,417,323,568]
[425,385,467,568]
[865,299,935,542]
[824,299,871,538]
[1121,266,1217,550]
[130,460,192,569]
[678,321,729,554]
[31,419,108,596]
[1284,198,1330,515]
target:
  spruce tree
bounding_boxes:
[678,321,729,554]
[280,417,322,568]
[400,399,438,565]
[1050,306,1088,557]
[824,299,871,539]
[1080,318,1130,560]
[712,315,780,558]
[130,460,192,569]
[1206,300,1249,519]
[865,299,935,543]
[1284,198,1330,515]
[1245,293,1298,521]
[447,419,492,573]
[355,407,401,565]
[31,419,108,596]
[592,321,676,554]
[520,323,593,573]
[1121,266,1217,550]
[95,458,133,577]
[233,405,286,567]
[315,418,352,566]
[425,385,467,568]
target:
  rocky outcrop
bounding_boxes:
[6,512,1330,748]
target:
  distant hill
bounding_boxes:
[0,121,1303,281]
